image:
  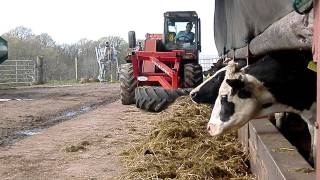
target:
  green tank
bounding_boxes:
[0,37,8,64]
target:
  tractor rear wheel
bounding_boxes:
[135,86,191,112]
[183,63,203,88]
[120,63,137,105]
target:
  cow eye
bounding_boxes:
[238,89,251,99]
[221,95,228,101]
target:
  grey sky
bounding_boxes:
[1,0,217,55]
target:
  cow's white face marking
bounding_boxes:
[208,77,260,135]
[208,62,276,136]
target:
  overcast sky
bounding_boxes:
[1,0,217,55]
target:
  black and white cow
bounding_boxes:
[190,59,247,104]
[190,67,226,104]
[206,51,316,163]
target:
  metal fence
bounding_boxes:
[0,58,218,85]
[0,60,35,85]
[199,57,220,71]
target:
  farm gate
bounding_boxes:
[0,60,35,85]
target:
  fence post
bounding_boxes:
[110,61,113,83]
[34,56,44,84]
[15,61,18,83]
[75,57,78,81]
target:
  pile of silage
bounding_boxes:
[120,96,254,179]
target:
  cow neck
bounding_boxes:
[244,52,316,111]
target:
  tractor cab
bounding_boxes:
[163,11,201,55]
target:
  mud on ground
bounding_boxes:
[0,83,119,145]
[0,100,157,179]
[0,83,159,179]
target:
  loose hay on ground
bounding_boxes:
[119,96,254,179]
[65,140,90,152]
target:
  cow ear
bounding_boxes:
[226,79,244,89]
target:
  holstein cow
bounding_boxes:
[207,52,316,163]
[190,67,226,104]
[190,59,247,104]
[191,58,288,130]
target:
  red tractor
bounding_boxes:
[120,11,203,112]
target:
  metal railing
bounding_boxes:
[0,60,35,85]
[199,58,219,71]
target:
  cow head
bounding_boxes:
[190,59,247,104]
[207,61,277,136]
[190,67,226,104]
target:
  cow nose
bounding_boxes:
[207,123,220,136]
[190,91,197,99]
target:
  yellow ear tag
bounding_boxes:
[169,34,175,42]
[307,61,317,72]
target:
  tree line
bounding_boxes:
[2,26,129,81]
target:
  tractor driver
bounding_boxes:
[176,22,194,43]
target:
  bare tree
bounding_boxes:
[35,33,55,48]
[1,27,130,82]
[5,26,35,40]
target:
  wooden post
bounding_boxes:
[15,61,18,83]
[110,61,113,83]
[34,56,44,84]
[314,0,320,179]
[314,0,320,62]
[75,57,78,81]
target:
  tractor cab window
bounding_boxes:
[166,21,196,50]
[168,21,195,43]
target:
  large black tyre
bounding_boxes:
[135,86,191,112]
[183,63,203,88]
[120,63,137,105]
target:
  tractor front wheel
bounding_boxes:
[183,63,203,88]
[135,86,191,112]
[120,63,137,105]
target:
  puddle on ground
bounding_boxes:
[63,112,77,118]
[49,105,93,123]
[0,98,34,102]
[2,105,95,146]
[16,99,34,101]
[0,97,119,146]
[80,106,91,112]
[15,129,41,136]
